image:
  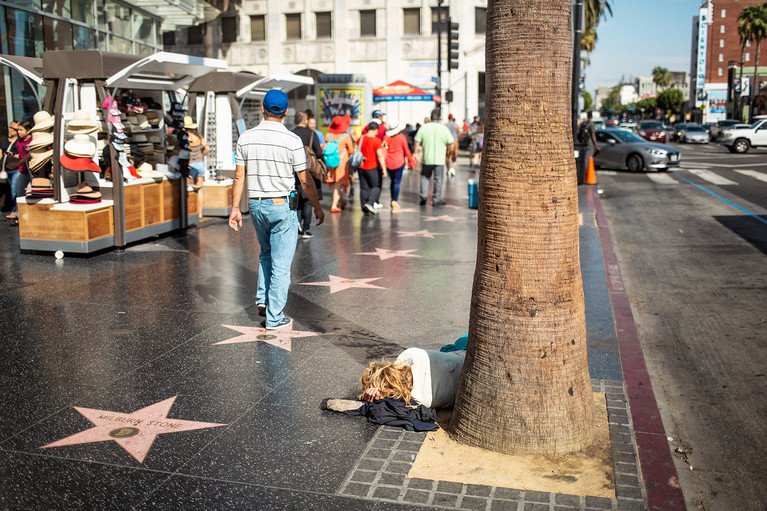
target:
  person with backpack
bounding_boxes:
[292,111,324,238]
[578,111,599,167]
[324,115,354,213]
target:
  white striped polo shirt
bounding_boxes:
[235,120,308,199]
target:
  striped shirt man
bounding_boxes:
[235,120,307,199]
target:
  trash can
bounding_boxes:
[468,179,479,209]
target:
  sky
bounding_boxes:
[583,0,702,94]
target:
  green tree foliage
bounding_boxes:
[581,0,612,54]
[652,67,671,90]
[582,91,593,112]
[656,88,684,114]
[738,3,767,117]
[633,97,657,116]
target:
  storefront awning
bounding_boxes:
[236,73,315,98]
[129,0,220,32]
[373,80,436,102]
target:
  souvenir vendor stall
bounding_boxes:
[185,71,314,217]
[8,50,226,254]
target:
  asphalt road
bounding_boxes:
[595,140,767,511]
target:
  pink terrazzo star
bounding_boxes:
[441,204,463,210]
[299,275,386,294]
[353,248,422,260]
[422,215,458,222]
[391,207,419,213]
[40,396,225,463]
[214,324,324,351]
[395,229,448,239]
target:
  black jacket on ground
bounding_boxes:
[355,398,438,431]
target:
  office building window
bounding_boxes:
[222,16,237,43]
[360,9,376,37]
[719,38,724,48]
[286,13,301,40]
[721,8,726,18]
[475,7,487,34]
[163,31,176,47]
[251,15,265,41]
[316,11,331,39]
[43,18,74,50]
[718,67,723,77]
[720,24,725,33]
[745,52,751,62]
[403,8,420,35]
[718,53,724,62]
[188,25,203,45]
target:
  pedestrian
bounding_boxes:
[1,121,20,220]
[361,110,386,141]
[383,119,416,211]
[414,109,454,207]
[324,115,354,213]
[471,120,484,169]
[12,119,33,226]
[228,89,324,330]
[578,111,599,170]
[185,118,209,218]
[292,110,324,239]
[468,115,480,169]
[358,121,387,215]
[445,114,459,178]
[305,110,325,146]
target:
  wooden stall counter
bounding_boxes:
[18,198,115,253]
[201,179,233,217]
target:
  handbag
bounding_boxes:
[349,137,365,170]
[305,131,327,181]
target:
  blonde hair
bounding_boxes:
[359,360,414,403]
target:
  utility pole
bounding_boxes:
[572,0,583,139]
[436,0,444,111]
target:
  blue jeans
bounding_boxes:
[189,162,205,179]
[7,170,18,213]
[387,165,404,201]
[250,198,298,327]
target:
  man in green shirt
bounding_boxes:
[414,109,455,206]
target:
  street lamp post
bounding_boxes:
[729,60,744,122]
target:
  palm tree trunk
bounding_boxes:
[753,40,762,121]
[449,0,594,456]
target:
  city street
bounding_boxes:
[595,140,767,511]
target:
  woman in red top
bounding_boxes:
[12,120,33,225]
[383,120,416,211]
[358,121,386,215]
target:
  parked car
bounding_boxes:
[670,123,688,142]
[710,119,741,140]
[635,120,666,143]
[593,128,681,172]
[678,125,710,144]
[720,118,767,153]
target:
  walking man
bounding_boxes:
[414,109,455,206]
[228,90,325,330]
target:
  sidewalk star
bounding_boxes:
[395,229,447,238]
[40,396,226,463]
[214,324,324,351]
[422,215,458,222]
[353,248,422,260]
[300,275,386,294]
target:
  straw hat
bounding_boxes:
[28,131,54,151]
[126,115,139,127]
[137,115,150,129]
[67,110,99,134]
[30,111,55,132]
[136,162,164,178]
[328,115,351,134]
[29,151,53,172]
[183,116,197,129]
[64,134,96,158]
[385,119,405,137]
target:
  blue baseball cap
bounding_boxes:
[263,89,288,115]
[372,110,384,118]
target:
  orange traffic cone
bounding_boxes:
[585,155,597,185]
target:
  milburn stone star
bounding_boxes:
[214,324,324,351]
[299,275,386,294]
[40,396,226,463]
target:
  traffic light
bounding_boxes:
[445,90,454,103]
[447,19,459,70]
[578,76,585,91]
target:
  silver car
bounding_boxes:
[593,128,681,172]
[679,125,710,144]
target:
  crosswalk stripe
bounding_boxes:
[647,173,678,185]
[686,168,738,185]
[734,169,767,183]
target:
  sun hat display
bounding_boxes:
[126,115,139,127]
[137,115,151,129]
[64,134,96,158]
[27,177,54,198]
[385,119,405,138]
[183,116,197,129]
[263,89,289,115]
[67,110,99,134]
[30,111,55,132]
[28,131,54,151]
[136,162,164,178]
[131,134,148,143]
[60,154,101,173]
[69,182,102,204]
[328,115,351,134]
[29,150,53,172]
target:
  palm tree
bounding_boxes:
[652,67,671,91]
[449,0,594,456]
[739,4,767,121]
[581,0,612,54]
[737,18,751,121]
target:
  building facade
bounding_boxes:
[164,1,489,127]
[0,0,218,126]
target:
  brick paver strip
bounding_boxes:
[592,186,686,510]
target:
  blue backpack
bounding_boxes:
[323,133,342,168]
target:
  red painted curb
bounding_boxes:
[590,187,687,511]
